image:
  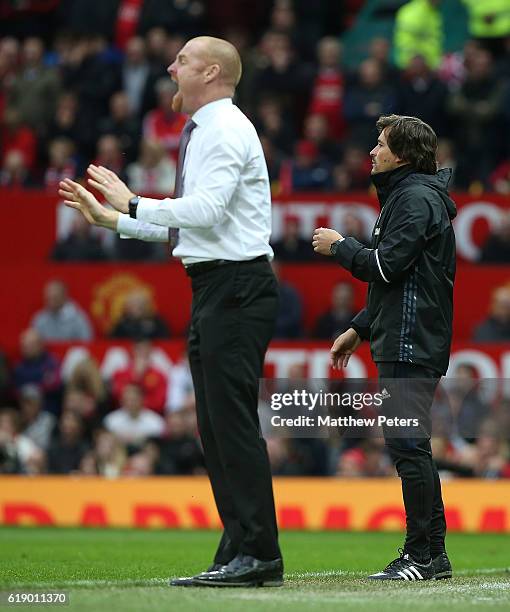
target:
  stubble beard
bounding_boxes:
[172,90,183,113]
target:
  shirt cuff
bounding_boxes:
[117,213,140,239]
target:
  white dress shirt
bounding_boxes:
[117,98,274,265]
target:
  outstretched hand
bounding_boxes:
[87,164,135,214]
[58,178,119,230]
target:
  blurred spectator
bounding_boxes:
[285,139,332,192]
[490,159,510,195]
[99,91,141,164]
[31,280,93,341]
[260,134,285,187]
[332,145,372,192]
[43,137,77,189]
[45,92,88,160]
[462,0,510,57]
[254,96,295,156]
[145,27,170,68]
[151,408,204,474]
[111,339,168,414]
[308,37,346,139]
[302,113,343,164]
[1,107,37,172]
[272,262,303,339]
[447,48,505,189]
[473,286,510,341]
[478,211,510,263]
[0,150,32,188]
[271,214,314,262]
[343,59,396,151]
[436,139,457,186]
[393,0,443,70]
[7,37,60,135]
[92,133,126,180]
[456,418,510,478]
[18,384,56,451]
[123,446,158,476]
[0,407,45,474]
[342,211,370,246]
[395,55,448,137]
[166,355,194,414]
[67,357,107,409]
[51,213,109,262]
[116,36,151,117]
[142,77,187,163]
[62,387,99,428]
[367,37,400,86]
[335,441,393,477]
[80,429,126,477]
[0,37,20,116]
[137,0,205,39]
[126,139,176,195]
[47,410,89,474]
[313,282,356,340]
[110,289,170,340]
[13,328,61,414]
[103,383,165,448]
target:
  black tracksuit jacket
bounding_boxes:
[333,165,457,375]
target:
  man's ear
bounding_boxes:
[204,63,220,83]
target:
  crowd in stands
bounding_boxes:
[1,0,510,197]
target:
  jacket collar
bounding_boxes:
[371,164,415,207]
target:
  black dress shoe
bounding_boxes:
[169,563,226,586]
[192,553,284,587]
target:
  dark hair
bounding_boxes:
[376,115,437,174]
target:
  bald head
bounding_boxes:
[190,36,242,89]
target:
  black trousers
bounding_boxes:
[187,258,281,563]
[376,361,447,563]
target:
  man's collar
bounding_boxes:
[371,164,415,206]
[191,97,233,126]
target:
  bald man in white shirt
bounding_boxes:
[59,36,283,588]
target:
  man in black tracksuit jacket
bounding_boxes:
[313,115,456,581]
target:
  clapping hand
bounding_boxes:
[87,164,135,214]
[58,178,119,230]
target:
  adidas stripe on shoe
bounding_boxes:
[368,549,435,581]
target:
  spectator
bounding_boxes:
[259,134,285,187]
[13,328,61,414]
[47,411,89,474]
[80,429,126,477]
[302,113,343,164]
[367,37,400,86]
[18,384,56,451]
[308,36,346,139]
[45,92,88,161]
[0,150,32,188]
[51,213,109,262]
[92,133,126,180]
[490,159,510,195]
[166,354,194,414]
[142,77,187,163]
[7,37,60,135]
[152,408,204,474]
[99,91,141,164]
[456,418,510,478]
[0,407,45,474]
[343,59,396,151]
[336,441,393,477]
[0,107,37,172]
[271,214,315,262]
[447,48,505,189]
[332,145,372,192]
[31,279,93,341]
[473,286,510,341]
[67,357,107,409]
[111,339,168,414]
[117,37,151,117]
[436,139,457,186]
[396,55,448,137]
[145,27,169,68]
[393,0,443,70]
[287,139,332,192]
[272,262,303,339]
[103,383,165,448]
[110,289,170,340]
[479,211,510,263]
[62,387,100,429]
[43,137,77,189]
[342,211,370,246]
[253,96,295,156]
[126,139,176,196]
[313,282,356,340]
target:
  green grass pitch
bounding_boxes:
[0,528,509,611]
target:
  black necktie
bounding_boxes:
[169,118,197,249]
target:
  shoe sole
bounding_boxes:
[193,577,283,588]
[434,571,452,580]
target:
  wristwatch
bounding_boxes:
[329,239,343,257]
[129,195,141,218]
